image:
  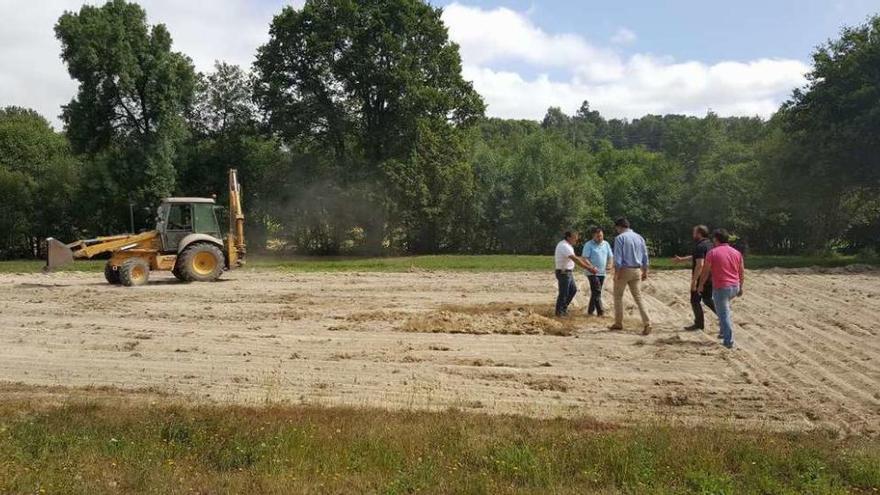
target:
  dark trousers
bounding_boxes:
[691,285,716,328]
[555,270,577,316]
[587,275,606,315]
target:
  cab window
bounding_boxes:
[166,204,192,231]
[192,203,221,236]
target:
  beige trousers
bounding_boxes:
[613,268,650,326]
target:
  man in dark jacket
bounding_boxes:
[673,225,716,330]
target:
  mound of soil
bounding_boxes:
[401,303,575,336]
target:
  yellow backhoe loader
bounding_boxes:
[45,169,246,286]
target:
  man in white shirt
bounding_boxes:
[555,231,594,317]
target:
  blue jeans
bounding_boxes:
[712,285,739,347]
[555,270,577,316]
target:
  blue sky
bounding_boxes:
[2,0,878,126]
[450,0,878,63]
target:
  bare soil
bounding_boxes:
[1,267,878,435]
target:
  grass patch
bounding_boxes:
[0,395,876,494]
[249,254,561,272]
[251,254,878,272]
[1,254,877,274]
[0,259,105,273]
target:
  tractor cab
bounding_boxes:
[156,198,222,252]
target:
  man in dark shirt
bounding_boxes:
[673,225,716,330]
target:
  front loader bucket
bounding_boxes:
[45,238,74,271]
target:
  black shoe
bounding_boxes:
[683,324,703,331]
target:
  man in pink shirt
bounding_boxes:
[697,229,744,349]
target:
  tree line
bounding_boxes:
[1,0,878,259]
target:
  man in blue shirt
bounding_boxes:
[610,217,652,335]
[582,226,613,317]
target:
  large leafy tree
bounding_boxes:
[783,15,880,189]
[468,126,605,254]
[189,62,257,138]
[179,62,281,247]
[542,101,608,152]
[382,119,477,252]
[597,147,684,253]
[779,15,880,248]
[55,0,195,218]
[180,62,261,198]
[254,0,484,164]
[0,108,79,257]
[254,0,484,252]
[506,133,605,253]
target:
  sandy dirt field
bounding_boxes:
[1,268,878,435]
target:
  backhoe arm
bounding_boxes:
[227,168,246,268]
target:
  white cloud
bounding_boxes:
[442,3,809,120]
[0,2,77,129]
[442,2,623,82]
[0,1,808,128]
[610,27,636,45]
[0,0,298,129]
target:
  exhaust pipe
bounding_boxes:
[45,238,74,271]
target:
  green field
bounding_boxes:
[1,253,876,274]
[0,394,877,494]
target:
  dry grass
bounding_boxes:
[524,376,570,393]
[346,309,409,323]
[401,302,580,336]
[0,386,877,494]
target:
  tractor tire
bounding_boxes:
[178,243,224,282]
[118,258,150,287]
[104,261,121,285]
[171,264,187,282]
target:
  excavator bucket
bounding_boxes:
[45,238,74,271]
